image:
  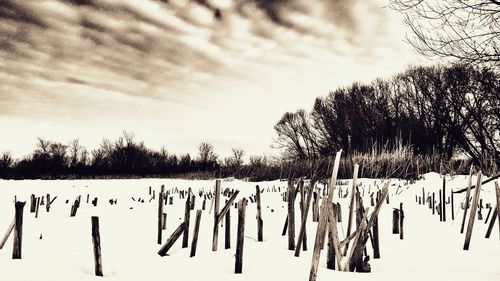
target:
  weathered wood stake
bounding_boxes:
[463,172,482,250]
[91,216,103,277]
[12,201,25,259]
[190,210,202,257]
[235,199,247,274]
[256,185,263,242]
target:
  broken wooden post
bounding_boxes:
[439,190,443,222]
[12,201,26,259]
[372,215,380,259]
[0,217,15,250]
[91,216,103,277]
[485,208,497,239]
[35,197,41,218]
[392,209,400,234]
[190,210,202,257]
[309,150,341,281]
[343,164,359,256]
[432,192,435,215]
[212,180,221,251]
[496,182,500,238]
[256,185,263,242]
[182,189,191,248]
[463,172,482,250]
[312,191,319,222]
[399,203,404,240]
[451,189,455,220]
[225,200,231,249]
[442,177,446,222]
[460,168,474,233]
[235,198,247,274]
[158,186,164,245]
[158,222,186,256]
[287,179,296,250]
[162,213,167,230]
[295,182,314,257]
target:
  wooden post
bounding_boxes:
[235,199,247,274]
[158,222,186,256]
[158,186,164,245]
[344,164,359,257]
[442,177,446,222]
[91,216,103,277]
[162,213,167,230]
[212,180,221,251]
[399,203,404,240]
[287,179,296,250]
[313,191,320,222]
[256,185,263,242]
[451,190,455,220]
[295,182,314,257]
[46,194,51,212]
[309,150,341,281]
[392,209,400,234]
[485,208,497,239]
[372,215,380,259]
[190,210,202,257]
[439,190,443,221]
[35,197,40,218]
[496,182,500,238]
[460,168,474,233]
[463,172,482,250]
[0,217,15,250]
[12,201,25,259]
[182,189,191,248]
[225,200,231,249]
[432,192,435,215]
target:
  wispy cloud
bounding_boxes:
[0,0,421,157]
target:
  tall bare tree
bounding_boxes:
[390,0,500,65]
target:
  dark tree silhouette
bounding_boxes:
[389,0,500,65]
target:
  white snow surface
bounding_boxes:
[0,173,498,281]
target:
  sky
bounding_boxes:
[0,0,424,159]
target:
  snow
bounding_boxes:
[0,174,498,281]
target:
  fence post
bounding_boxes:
[235,199,247,274]
[256,185,263,242]
[190,210,202,257]
[182,189,191,248]
[287,179,296,250]
[399,203,404,240]
[463,172,482,250]
[158,186,164,244]
[225,200,231,249]
[12,201,26,259]
[212,180,221,251]
[91,216,103,277]
[460,168,474,233]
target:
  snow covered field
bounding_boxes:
[0,173,498,281]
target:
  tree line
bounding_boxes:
[274,63,499,170]
[0,131,276,180]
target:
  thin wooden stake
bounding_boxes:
[0,217,15,250]
[158,222,186,256]
[190,210,202,257]
[460,167,474,233]
[91,216,103,277]
[463,172,482,250]
[182,189,191,248]
[12,201,25,259]
[212,180,221,251]
[287,179,296,250]
[235,199,247,274]
[256,185,263,242]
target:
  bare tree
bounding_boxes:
[68,139,82,167]
[389,0,500,65]
[197,142,218,163]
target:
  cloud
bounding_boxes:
[0,0,420,157]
